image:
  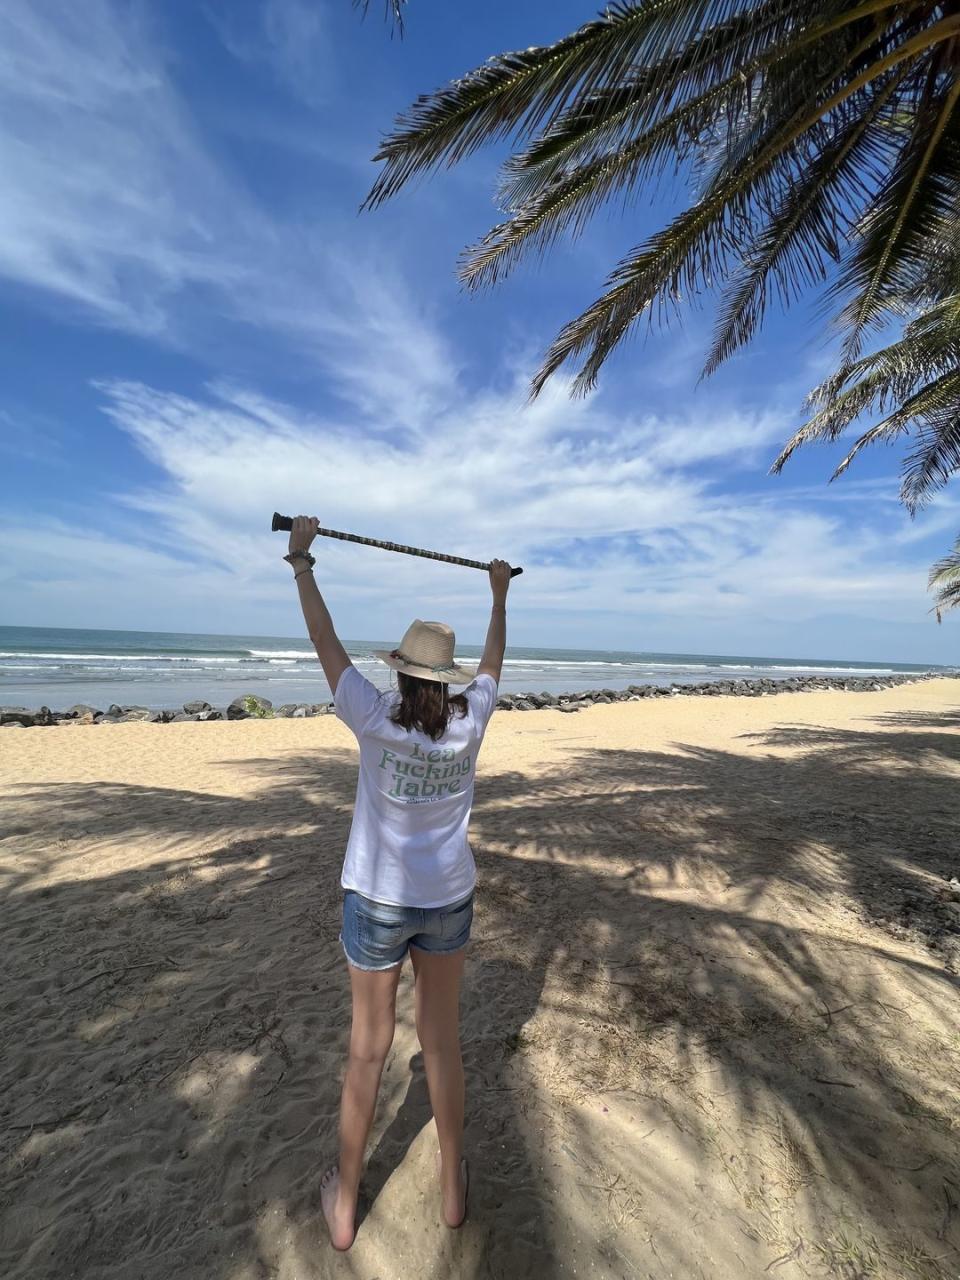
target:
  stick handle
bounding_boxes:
[271,513,523,576]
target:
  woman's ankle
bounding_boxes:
[335,1170,360,1208]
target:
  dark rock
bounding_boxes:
[65,704,103,721]
[94,714,120,724]
[197,708,223,721]
[558,704,580,713]
[0,706,35,726]
[275,703,313,718]
[496,697,515,710]
[119,705,152,721]
[170,712,199,722]
[108,704,124,717]
[228,694,274,720]
[1,720,25,728]
[183,700,212,714]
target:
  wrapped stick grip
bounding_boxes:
[271,513,523,576]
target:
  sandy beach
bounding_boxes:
[2,677,958,1280]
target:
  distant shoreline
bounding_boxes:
[1,670,953,726]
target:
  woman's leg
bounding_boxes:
[322,960,402,1249]
[409,944,468,1226]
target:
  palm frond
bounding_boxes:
[833,73,960,358]
[772,291,960,475]
[898,371,960,508]
[533,17,945,394]
[353,0,406,34]
[498,0,801,208]
[467,0,889,292]
[705,69,906,374]
[928,532,960,621]
[367,0,909,211]
[462,70,752,290]
[365,2,699,208]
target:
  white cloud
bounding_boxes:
[1,348,950,653]
[0,0,375,364]
[0,1,255,333]
[23,370,933,647]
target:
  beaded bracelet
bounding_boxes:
[284,549,316,568]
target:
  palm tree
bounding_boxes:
[363,0,959,612]
[365,1,959,395]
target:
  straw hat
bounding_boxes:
[373,620,478,685]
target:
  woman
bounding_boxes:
[284,516,512,1250]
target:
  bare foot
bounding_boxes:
[434,1149,468,1228]
[320,1164,356,1250]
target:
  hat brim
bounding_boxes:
[372,650,479,686]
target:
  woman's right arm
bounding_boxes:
[477,559,512,684]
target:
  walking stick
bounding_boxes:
[271,513,523,576]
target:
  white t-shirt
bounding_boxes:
[334,664,498,908]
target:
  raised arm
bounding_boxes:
[286,516,352,695]
[476,558,512,684]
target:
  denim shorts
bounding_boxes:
[339,888,475,972]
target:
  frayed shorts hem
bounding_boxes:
[339,936,403,972]
[338,935,470,971]
[409,938,470,957]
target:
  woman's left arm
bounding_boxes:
[287,516,352,694]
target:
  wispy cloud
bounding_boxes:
[205,0,333,107]
[53,368,940,646]
[0,1,254,333]
[0,0,372,362]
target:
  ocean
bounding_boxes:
[0,625,947,712]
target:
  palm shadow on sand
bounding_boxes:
[2,701,959,1277]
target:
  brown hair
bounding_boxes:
[390,671,469,741]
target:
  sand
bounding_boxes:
[1,678,958,1280]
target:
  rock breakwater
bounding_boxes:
[0,671,948,727]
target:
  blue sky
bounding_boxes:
[1,0,957,664]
